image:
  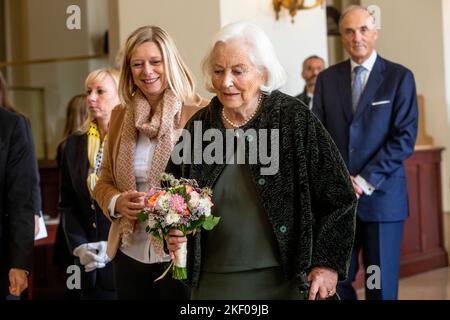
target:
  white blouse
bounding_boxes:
[108,132,170,264]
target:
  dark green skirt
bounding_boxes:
[191,267,301,300]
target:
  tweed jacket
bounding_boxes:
[93,94,208,259]
[165,90,358,288]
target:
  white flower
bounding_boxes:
[198,198,211,217]
[148,216,156,229]
[188,191,200,208]
[166,210,180,225]
[156,194,170,211]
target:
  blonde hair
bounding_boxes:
[202,21,286,93]
[119,25,195,105]
[81,68,120,133]
[85,68,120,91]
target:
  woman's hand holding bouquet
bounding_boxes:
[138,173,220,280]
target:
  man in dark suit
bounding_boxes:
[0,107,38,299]
[313,5,418,300]
[295,55,325,109]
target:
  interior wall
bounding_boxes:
[219,0,328,96]
[0,0,6,63]
[107,0,120,67]
[109,0,328,97]
[5,0,29,84]
[443,0,450,136]
[5,0,109,159]
[111,0,220,99]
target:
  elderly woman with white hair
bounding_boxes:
[165,22,357,300]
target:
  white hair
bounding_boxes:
[339,5,377,32]
[202,21,286,93]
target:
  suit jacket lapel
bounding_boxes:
[73,134,91,203]
[338,60,353,124]
[353,56,385,122]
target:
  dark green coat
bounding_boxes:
[166,90,357,289]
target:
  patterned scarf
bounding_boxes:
[116,89,182,251]
[86,121,105,197]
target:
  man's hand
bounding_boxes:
[350,176,363,199]
[9,268,28,297]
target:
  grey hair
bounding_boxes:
[302,55,325,70]
[339,5,376,32]
[202,21,286,93]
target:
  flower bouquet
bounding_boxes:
[137,173,220,280]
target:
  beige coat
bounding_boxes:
[93,94,208,259]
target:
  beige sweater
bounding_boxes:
[93,94,208,259]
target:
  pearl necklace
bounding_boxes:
[222,93,263,129]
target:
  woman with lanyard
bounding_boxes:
[59,68,120,299]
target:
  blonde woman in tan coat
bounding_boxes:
[93,26,207,300]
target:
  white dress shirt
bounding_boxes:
[350,50,378,196]
[307,92,313,110]
[350,50,378,93]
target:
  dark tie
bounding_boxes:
[352,65,365,113]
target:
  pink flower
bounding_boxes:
[147,187,158,197]
[169,194,187,214]
[185,186,194,194]
[188,190,200,207]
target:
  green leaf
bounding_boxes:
[190,219,203,230]
[178,186,187,197]
[137,212,148,222]
[177,225,185,234]
[150,229,162,240]
[202,216,220,230]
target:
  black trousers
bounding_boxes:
[113,249,189,300]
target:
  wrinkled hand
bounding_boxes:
[116,190,146,220]
[9,268,28,297]
[307,267,338,300]
[165,229,188,260]
[350,176,363,199]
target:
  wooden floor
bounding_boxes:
[357,267,450,300]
